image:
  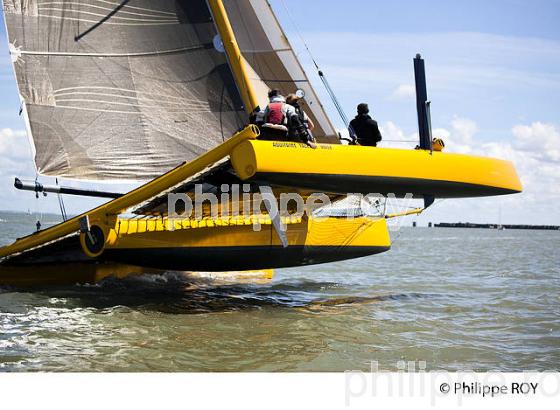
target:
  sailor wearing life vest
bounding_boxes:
[254,89,317,148]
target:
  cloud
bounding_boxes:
[481,123,560,206]
[390,84,415,100]
[378,121,417,148]
[0,128,37,211]
[437,119,559,198]
[430,117,478,154]
[450,117,477,145]
[379,116,479,152]
[512,122,560,162]
[378,119,560,224]
[382,121,410,141]
[0,128,35,181]
[0,128,31,160]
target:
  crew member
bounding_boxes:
[348,103,382,146]
[255,90,316,148]
[286,93,316,148]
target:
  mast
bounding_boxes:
[207,0,260,114]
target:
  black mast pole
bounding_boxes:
[414,54,432,150]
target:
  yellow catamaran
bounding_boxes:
[0,0,521,285]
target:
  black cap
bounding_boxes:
[268,89,281,99]
[357,103,369,115]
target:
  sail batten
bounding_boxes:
[3,0,246,180]
[14,44,210,57]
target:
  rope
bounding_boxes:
[277,0,351,129]
[56,178,68,221]
[318,71,350,128]
[57,194,68,221]
[19,87,68,227]
[278,0,321,71]
[382,140,418,143]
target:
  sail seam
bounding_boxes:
[37,8,180,23]
[35,14,180,26]
[55,99,212,112]
[40,3,179,19]
[52,86,210,103]
[39,7,179,23]
[92,0,178,16]
[16,45,208,58]
[53,92,211,107]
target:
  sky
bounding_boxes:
[0,0,559,225]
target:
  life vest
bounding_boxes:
[265,102,287,125]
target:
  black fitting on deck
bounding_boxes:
[414,54,433,151]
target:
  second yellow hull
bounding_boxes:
[0,216,391,286]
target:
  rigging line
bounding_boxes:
[383,140,418,143]
[277,0,350,128]
[55,179,68,221]
[277,0,320,70]
[319,72,350,128]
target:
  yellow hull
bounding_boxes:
[102,215,390,271]
[0,216,391,286]
[231,141,522,197]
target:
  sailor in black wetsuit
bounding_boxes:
[348,103,382,146]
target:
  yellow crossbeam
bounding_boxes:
[0,125,259,259]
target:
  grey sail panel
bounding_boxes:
[3,0,245,180]
[222,0,339,143]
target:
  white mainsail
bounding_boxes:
[3,0,246,180]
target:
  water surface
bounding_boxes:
[1,212,559,371]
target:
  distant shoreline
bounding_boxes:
[1,210,559,231]
[434,223,559,231]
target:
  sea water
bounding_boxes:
[0,211,559,371]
